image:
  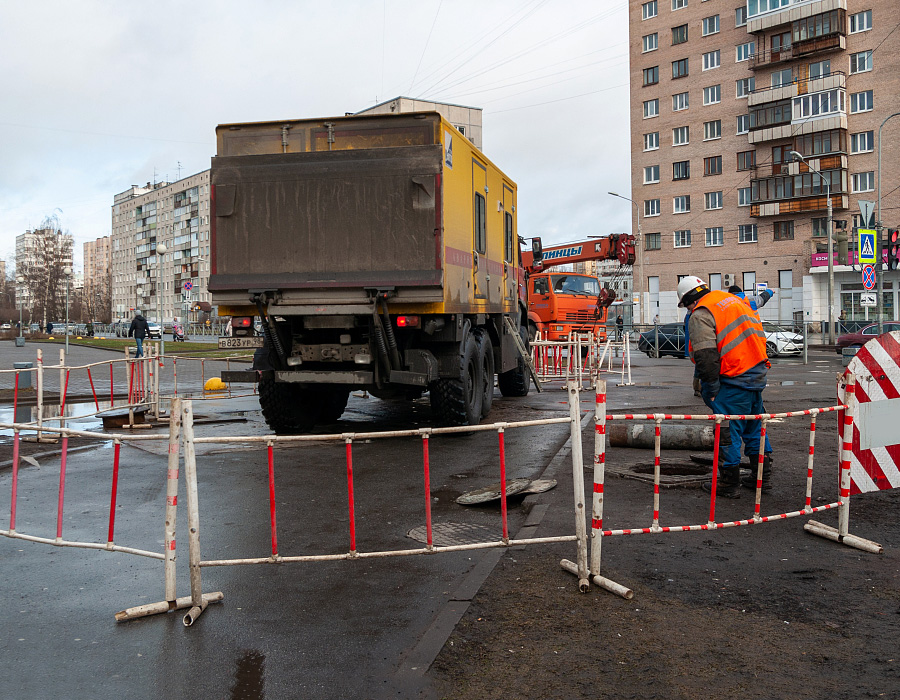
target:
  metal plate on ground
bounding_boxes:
[407,522,499,546]
[456,478,531,505]
[520,479,557,494]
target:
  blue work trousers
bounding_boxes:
[705,383,772,467]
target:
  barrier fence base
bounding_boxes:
[559,558,633,599]
[804,520,883,554]
[114,592,224,622]
[22,436,58,444]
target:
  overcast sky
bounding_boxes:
[0,0,632,272]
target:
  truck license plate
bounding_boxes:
[218,337,264,349]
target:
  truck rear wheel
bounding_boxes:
[258,373,320,434]
[430,331,482,426]
[498,325,530,397]
[319,388,350,423]
[475,329,494,417]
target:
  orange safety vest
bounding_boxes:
[693,290,768,377]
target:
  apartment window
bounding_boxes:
[674,195,691,213]
[673,126,689,146]
[811,217,828,237]
[672,25,688,46]
[703,50,720,70]
[705,227,724,247]
[738,224,758,243]
[642,32,659,52]
[645,199,661,217]
[850,51,873,75]
[673,92,689,111]
[643,66,660,86]
[702,15,719,35]
[736,41,755,62]
[774,221,794,241]
[735,6,747,27]
[672,0,687,10]
[792,89,844,120]
[736,77,755,98]
[643,98,660,118]
[704,119,721,140]
[850,10,872,33]
[645,233,662,250]
[737,150,756,171]
[738,187,751,206]
[643,131,660,150]
[705,191,723,210]
[644,164,661,184]
[704,155,722,175]
[672,58,689,78]
[808,60,830,79]
[642,0,658,19]
[794,10,841,43]
[673,160,690,180]
[850,131,875,154]
[674,230,692,248]
[703,85,721,105]
[737,114,749,134]
[852,172,875,193]
[771,68,793,88]
[850,90,874,114]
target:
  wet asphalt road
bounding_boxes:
[0,342,845,699]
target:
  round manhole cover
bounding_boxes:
[407,522,499,546]
[456,478,531,505]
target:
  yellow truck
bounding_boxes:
[210,112,535,432]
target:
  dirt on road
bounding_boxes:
[430,395,900,699]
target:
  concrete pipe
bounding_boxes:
[608,423,715,450]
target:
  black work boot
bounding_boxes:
[741,454,773,490]
[702,465,742,499]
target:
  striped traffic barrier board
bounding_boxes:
[841,331,900,494]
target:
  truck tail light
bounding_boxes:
[232,316,254,337]
[395,315,420,328]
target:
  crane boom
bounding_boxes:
[522,234,635,273]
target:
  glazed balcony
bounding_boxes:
[747,0,845,33]
[750,31,845,69]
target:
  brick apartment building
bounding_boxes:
[628,0,899,327]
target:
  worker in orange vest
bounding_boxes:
[678,276,773,498]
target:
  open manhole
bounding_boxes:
[407,522,499,546]
[605,460,710,486]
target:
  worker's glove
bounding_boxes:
[700,381,719,403]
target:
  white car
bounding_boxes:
[762,322,803,357]
[147,322,162,339]
[0,323,11,331]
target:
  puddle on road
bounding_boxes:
[777,381,819,386]
[230,650,265,700]
[0,400,106,442]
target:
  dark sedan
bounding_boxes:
[638,323,686,358]
[836,322,900,354]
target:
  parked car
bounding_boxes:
[638,323,686,358]
[761,322,803,357]
[0,323,11,331]
[147,322,162,339]
[836,322,900,354]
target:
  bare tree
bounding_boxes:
[18,215,73,328]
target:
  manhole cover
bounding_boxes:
[456,478,531,505]
[407,522,499,546]
[606,461,710,486]
[521,479,557,494]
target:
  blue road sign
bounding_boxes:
[863,264,875,290]
[858,229,876,264]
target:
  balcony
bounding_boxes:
[747,0,846,33]
[750,32,845,69]
[751,193,848,217]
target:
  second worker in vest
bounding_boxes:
[677,276,773,498]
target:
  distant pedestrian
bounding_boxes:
[128,312,150,358]
[653,313,660,325]
[615,315,624,341]
[46,322,53,335]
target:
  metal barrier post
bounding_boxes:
[36,348,43,440]
[559,381,589,592]
[164,398,183,604]
[59,348,65,429]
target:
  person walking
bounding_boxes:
[677,276,772,498]
[128,312,150,358]
[615,315,624,341]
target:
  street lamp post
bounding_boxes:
[16,275,25,339]
[789,151,834,345]
[608,192,643,324]
[876,112,900,336]
[63,266,73,355]
[156,243,167,357]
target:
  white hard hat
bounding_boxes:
[676,276,709,307]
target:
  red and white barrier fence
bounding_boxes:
[532,332,633,387]
[0,397,223,622]
[561,376,883,599]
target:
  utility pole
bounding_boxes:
[876,112,900,336]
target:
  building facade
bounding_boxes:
[629,0,900,326]
[83,236,110,319]
[110,172,212,323]
[15,228,74,311]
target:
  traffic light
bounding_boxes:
[889,228,900,271]
[835,228,849,265]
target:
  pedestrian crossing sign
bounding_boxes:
[858,229,876,264]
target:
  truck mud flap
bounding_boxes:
[221,370,260,383]
[275,370,374,384]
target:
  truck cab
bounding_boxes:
[527,272,606,342]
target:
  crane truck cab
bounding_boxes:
[527,271,607,342]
